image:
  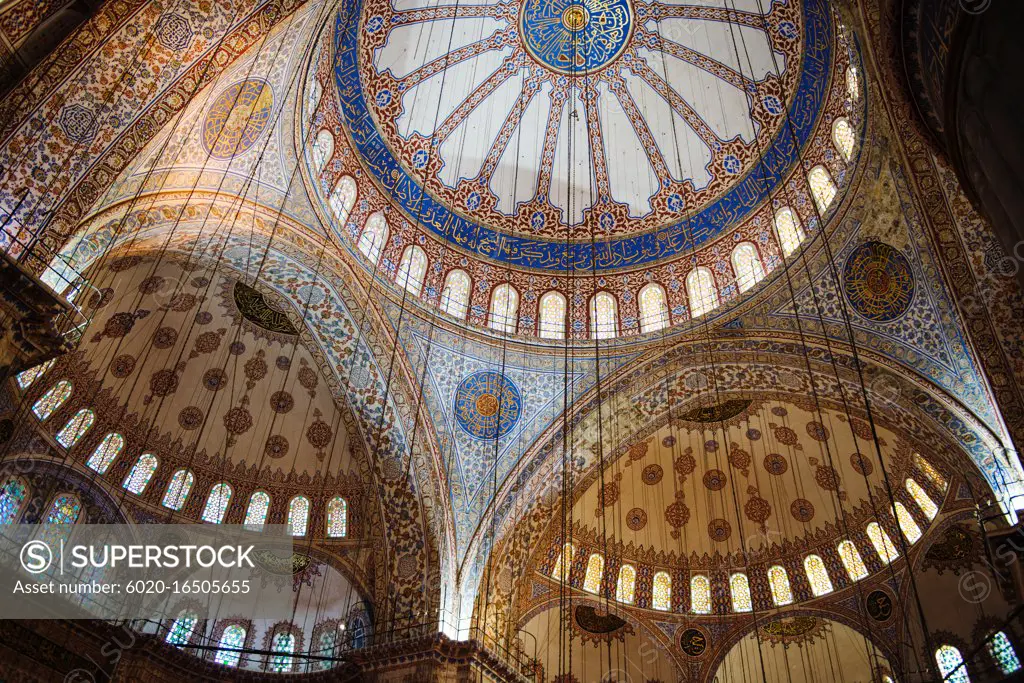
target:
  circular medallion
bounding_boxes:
[791,498,815,522]
[453,371,523,439]
[626,507,647,531]
[865,589,893,622]
[843,241,915,322]
[642,463,663,485]
[202,79,274,159]
[764,453,788,475]
[680,628,708,657]
[519,0,633,75]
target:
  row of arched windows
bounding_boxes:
[550,478,938,612]
[935,635,1022,682]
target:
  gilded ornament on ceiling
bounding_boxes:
[843,241,915,322]
[573,605,633,644]
[232,281,299,336]
[679,399,753,424]
[680,628,709,657]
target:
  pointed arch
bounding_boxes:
[32,380,72,420]
[489,283,519,334]
[313,129,334,172]
[326,496,347,538]
[538,290,567,339]
[440,269,471,320]
[123,454,158,494]
[245,491,271,531]
[808,165,837,214]
[652,571,672,611]
[638,283,669,333]
[731,242,765,293]
[616,564,636,604]
[833,117,855,162]
[767,565,793,606]
[162,469,194,510]
[202,483,233,524]
[397,245,427,296]
[686,267,718,318]
[329,175,357,226]
[582,553,604,593]
[288,495,310,536]
[56,408,94,448]
[358,212,389,264]
[85,433,124,474]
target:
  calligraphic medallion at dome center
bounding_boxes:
[202,79,274,159]
[520,0,633,74]
[454,371,523,440]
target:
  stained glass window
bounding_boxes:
[202,483,233,524]
[45,494,81,524]
[329,175,357,226]
[317,629,338,668]
[638,283,669,334]
[288,495,310,537]
[123,454,157,494]
[17,358,56,389]
[538,291,566,339]
[774,207,805,257]
[245,491,270,531]
[988,631,1022,675]
[551,542,574,581]
[804,555,834,596]
[582,553,604,593]
[731,242,766,293]
[166,612,198,646]
[833,118,855,162]
[327,496,347,537]
[590,292,618,339]
[935,645,971,683]
[440,270,471,320]
[846,66,859,102]
[867,522,899,564]
[652,571,672,611]
[691,575,712,614]
[56,409,94,448]
[686,267,719,318]
[616,564,636,604]
[313,130,333,172]
[397,245,427,296]
[85,433,124,474]
[767,565,793,606]
[32,380,72,420]
[730,573,752,612]
[906,479,939,520]
[269,631,296,673]
[215,624,246,667]
[358,212,389,264]
[838,540,869,581]
[808,166,837,215]
[894,502,922,542]
[0,477,28,524]
[162,469,194,510]
[489,284,519,334]
[914,453,948,491]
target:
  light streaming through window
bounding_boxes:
[123,454,158,495]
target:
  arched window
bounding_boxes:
[269,631,296,673]
[774,207,805,257]
[396,245,427,296]
[731,242,766,293]
[582,553,604,593]
[837,540,869,581]
[846,66,860,101]
[489,284,519,334]
[17,358,56,389]
[988,631,1022,675]
[906,479,939,519]
[329,176,357,226]
[313,129,334,172]
[306,77,322,114]
[32,380,72,420]
[0,477,28,524]
[893,502,922,542]
[833,117,855,162]
[804,555,834,596]
[914,453,948,491]
[288,495,310,536]
[202,483,233,524]
[808,165,837,214]
[162,469,194,510]
[616,564,636,604]
[440,270,471,320]
[767,565,793,606]
[691,575,712,614]
[538,291,567,339]
[686,267,718,318]
[551,542,575,581]
[866,522,899,564]
[357,212,389,264]
[350,616,367,649]
[935,644,971,683]
[56,408,94,448]
[215,624,247,667]
[123,454,158,494]
[315,627,339,668]
[44,494,80,524]
[652,571,672,611]
[638,283,669,333]
[590,291,618,339]
[730,573,752,612]
[86,433,124,474]
[166,611,198,646]
[327,496,347,537]
[245,491,270,531]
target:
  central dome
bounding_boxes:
[519,0,634,74]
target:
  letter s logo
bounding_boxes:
[21,540,53,574]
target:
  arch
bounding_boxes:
[616,564,636,604]
[245,491,271,530]
[202,483,233,524]
[489,283,519,334]
[268,630,297,673]
[866,522,899,564]
[833,117,856,162]
[837,540,868,581]
[773,206,805,257]
[551,542,574,581]
[987,631,1022,674]
[440,269,471,320]
[846,66,860,101]
[893,502,922,542]
[914,453,948,491]
[651,571,671,611]
[691,574,711,614]
[589,291,618,339]
[306,77,323,115]
[357,212,389,264]
[808,165,837,214]
[0,476,29,524]
[767,565,793,606]
[312,129,334,172]
[731,242,766,293]
[215,624,246,667]
[329,175,357,226]
[804,554,834,596]
[56,408,94,448]
[16,358,56,389]
[85,433,124,474]
[162,469,194,510]
[935,644,971,682]
[166,611,199,646]
[396,245,427,296]
[288,495,310,536]
[326,496,347,537]
[730,573,752,612]
[906,479,939,519]
[638,283,669,333]
[123,454,158,494]
[582,553,604,593]
[538,290,567,339]
[32,380,72,420]
[45,494,82,525]
[686,267,718,318]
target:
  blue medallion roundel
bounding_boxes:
[519,0,633,75]
[843,241,915,322]
[454,371,523,440]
